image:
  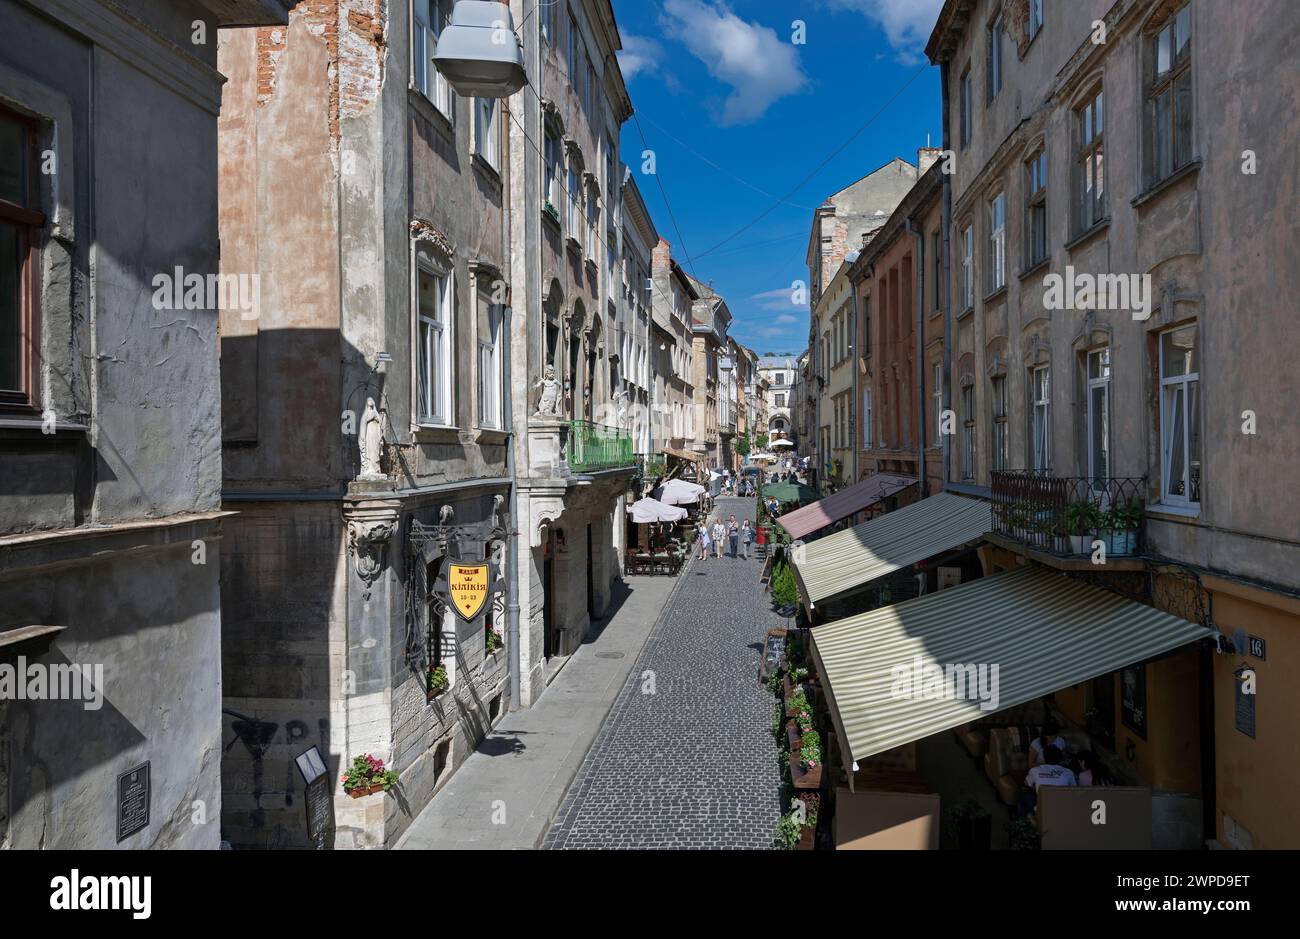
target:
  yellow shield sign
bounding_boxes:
[448,562,490,621]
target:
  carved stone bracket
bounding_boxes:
[345,500,401,590]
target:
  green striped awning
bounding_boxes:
[809,566,1212,768]
[791,491,991,606]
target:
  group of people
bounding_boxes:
[1018,721,1112,817]
[695,514,754,561]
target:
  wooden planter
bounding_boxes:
[786,720,802,755]
[345,784,386,799]
[791,757,822,790]
[794,824,816,850]
[426,684,449,703]
[784,676,815,719]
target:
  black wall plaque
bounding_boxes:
[305,776,333,845]
[116,762,151,842]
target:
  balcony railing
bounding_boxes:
[567,420,634,473]
[990,471,1146,558]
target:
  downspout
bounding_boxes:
[906,214,925,496]
[940,60,954,489]
[849,275,859,483]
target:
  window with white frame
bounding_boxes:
[990,376,1008,472]
[476,288,502,429]
[474,96,499,169]
[863,387,873,449]
[1076,88,1105,232]
[961,224,974,309]
[1086,348,1111,486]
[543,128,561,210]
[986,12,1002,103]
[585,184,598,260]
[1028,0,1043,40]
[1031,365,1050,471]
[1147,3,1193,186]
[933,363,943,447]
[1025,148,1047,266]
[1159,324,1200,506]
[413,0,454,121]
[417,264,452,426]
[961,384,975,480]
[987,192,1006,292]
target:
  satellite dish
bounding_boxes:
[434,1,527,98]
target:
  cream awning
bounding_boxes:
[810,566,1212,768]
[791,491,991,606]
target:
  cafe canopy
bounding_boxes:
[776,473,916,540]
[762,481,818,504]
[809,566,1212,772]
[627,498,688,524]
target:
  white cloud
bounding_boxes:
[618,33,664,82]
[826,0,945,64]
[774,313,801,325]
[660,0,809,125]
[749,287,809,311]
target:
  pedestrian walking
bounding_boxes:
[696,520,710,561]
[711,517,726,559]
[727,514,739,558]
[740,519,753,559]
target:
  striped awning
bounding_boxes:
[777,473,917,540]
[810,566,1212,767]
[791,491,991,606]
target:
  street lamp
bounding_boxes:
[434,1,526,98]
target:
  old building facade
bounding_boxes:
[0,0,290,850]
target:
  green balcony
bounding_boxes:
[567,420,634,473]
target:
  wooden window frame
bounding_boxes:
[0,105,44,412]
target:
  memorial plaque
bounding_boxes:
[305,777,333,844]
[116,762,151,843]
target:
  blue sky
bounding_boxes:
[612,0,944,355]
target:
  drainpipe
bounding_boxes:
[906,215,925,496]
[940,60,954,489]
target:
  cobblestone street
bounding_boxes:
[543,496,786,849]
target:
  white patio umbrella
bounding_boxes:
[769,438,795,449]
[627,498,688,523]
[654,479,706,506]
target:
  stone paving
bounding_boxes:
[543,496,786,849]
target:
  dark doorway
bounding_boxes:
[586,523,595,625]
[1088,673,1117,751]
[543,533,556,659]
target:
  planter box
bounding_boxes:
[786,720,802,755]
[784,680,814,719]
[791,757,822,790]
[345,784,387,799]
[1101,530,1137,556]
[426,685,449,703]
[794,824,816,851]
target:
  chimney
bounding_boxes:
[917,147,943,175]
[652,237,672,273]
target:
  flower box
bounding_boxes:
[346,784,386,799]
[786,720,801,755]
[791,757,822,790]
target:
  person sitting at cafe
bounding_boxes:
[1074,750,1111,787]
[1018,744,1076,817]
[1028,720,1066,769]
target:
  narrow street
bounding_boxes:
[543,496,785,849]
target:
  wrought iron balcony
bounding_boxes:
[567,420,634,473]
[990,471,1147,558]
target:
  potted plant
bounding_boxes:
[1007,816,1042,850]
[1063,500,1103,555]
[1100,500,1142,556]
[945,797,992,850]
[341,753,398,798]
[485,628,503,655]
[795,728,822,788]
[427,663,449,699]
[772,810,802,850]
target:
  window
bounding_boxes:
[0,107,41,407]
[961,385,975,480]
[543,129,561,209]
[542,0,558,45]
[861,297,871,356]
[473,97,499,169]
[1031,365,1050,471]
[585,56,595,119]
[775,393,785,408]
[1076,88,1105,231]
[959,67,972,148]
[863,387,873,449]
[1148,4,1193,184]
[1159,324,1200,506]
[476,288,502,429]
[990,376,1008,471]
[585,185,598,260]
[773,372,784,386]
[961,225,974,309]
[568,10,579,76]
[987,13,1002,103]
[1028,0,1043,40]
[418,265,452,425]
[567,158,582,239]
[1025,148,1047,266]
[1086,348,1111,486]
[987,192,1006,292]
[931,232,941,310]
[414,0,454,121]
[933,363,943,447]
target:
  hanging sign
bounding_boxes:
[447,562,490,621]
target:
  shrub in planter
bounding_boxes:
[341,753,398,796]
[773,810,802,850]
[1007,816,1041,850]
[770,561,799,608]
[1063,500,1103,554]
[944,797,992,850]
[485,629,503,654]
[1100,500,1142,555]
[799,729,822,770]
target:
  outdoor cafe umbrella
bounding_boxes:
[653,478,706,506]
[769,438,795,448]
[762,481,818,504]
[627,497,688,524]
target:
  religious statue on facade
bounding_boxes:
[613,388,629,430]
[358,397,385,479]
[534,364,562,417]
